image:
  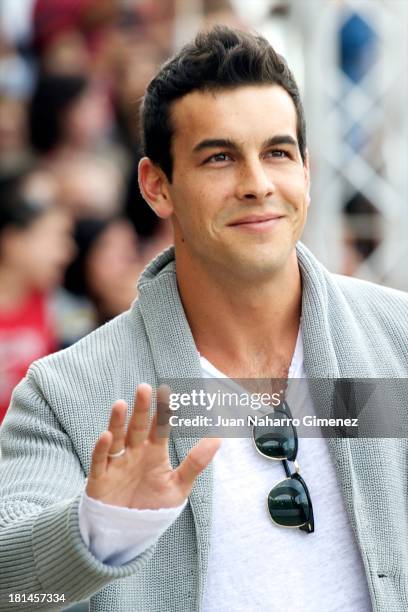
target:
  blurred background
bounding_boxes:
[0,0,407,430]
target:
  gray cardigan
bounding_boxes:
[1,242,408,612]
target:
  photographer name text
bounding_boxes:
[168,414,359,428]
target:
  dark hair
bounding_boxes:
[64,215,124,301]
[0,175,51,259]
[0,176,49,234]
[63,217,113,297]
[29,73,88,154]
[140,25,307,181]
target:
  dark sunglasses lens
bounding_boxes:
[268,477,310,527]
[253,412,296,460]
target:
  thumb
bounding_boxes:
[175,438,221,492]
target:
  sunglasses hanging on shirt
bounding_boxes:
[252,400,314,533]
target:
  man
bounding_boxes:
[1,26,408,612]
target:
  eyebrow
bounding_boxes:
[192,134,298,154]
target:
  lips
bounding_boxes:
[227,214,284,226]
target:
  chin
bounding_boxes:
[233,243,290,271]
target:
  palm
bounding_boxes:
[86,384,220,510]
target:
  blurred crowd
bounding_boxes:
[0,0,245,423]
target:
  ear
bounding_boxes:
[304,149,311,206]
[138,157,173,219]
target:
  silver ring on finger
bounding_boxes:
[107,448,126,459]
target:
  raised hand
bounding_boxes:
[86,384,221,509]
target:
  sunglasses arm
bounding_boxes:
[281,460,315,534]
[300,503,315,533]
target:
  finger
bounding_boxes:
[89,431,113,479]
[107,400,128,455]
[149,385,171,445]
[175,438,221,492]
[126,383,152,449]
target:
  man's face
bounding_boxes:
[166,84,310,281]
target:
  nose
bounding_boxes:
[235,159,275,201]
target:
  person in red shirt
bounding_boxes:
[0,172,75,423]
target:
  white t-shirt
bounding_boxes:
[79,327,372,610]
[200,329,372,611]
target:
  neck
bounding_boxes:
[0,267,30,311]
[175,246,302,377]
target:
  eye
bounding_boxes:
[205,152,232,163]
[265,149,289,159]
